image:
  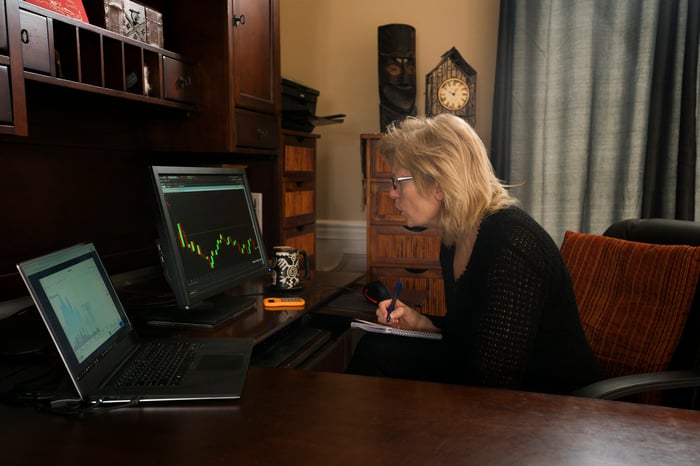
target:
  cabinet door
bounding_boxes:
[1,0,27,135]
[232,0,279,114]
[1,0,8,52]
[0,65,11,122]
[19,9,51,73]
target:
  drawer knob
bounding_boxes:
[20,29,29,44]
[256,127,269,138]
[176,75,192,89]
[233,14,246,27]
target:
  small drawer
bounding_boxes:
[0,65,12,123]
[163,56,196,103]
[235,108,279,150]
[281,223,316,269]
[364,136,391,177]
[370,266,446,316]
[283,141,315,177]
[369,225,441,267]
[20,9,51,73]
[282,179,315,224]
[369,181,404,224]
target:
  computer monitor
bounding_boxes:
[147,165,268,326]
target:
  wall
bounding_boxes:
[280,0,501,269]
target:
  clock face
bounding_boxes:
[438,78,470,111]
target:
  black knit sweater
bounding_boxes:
[434,207,600,394]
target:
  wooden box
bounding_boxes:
[103,0,163,48]
[144,5,163,48]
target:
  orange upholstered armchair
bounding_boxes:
[562,219,700,408]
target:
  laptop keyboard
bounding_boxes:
[114,341,202,388]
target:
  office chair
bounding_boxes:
[561,219,700,408]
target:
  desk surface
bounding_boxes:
[130,270,365,341]
[3,367,700,465]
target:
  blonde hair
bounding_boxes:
[378,114,517,245]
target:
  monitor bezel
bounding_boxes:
[149,165,269,311]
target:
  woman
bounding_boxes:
[347,114,600,395]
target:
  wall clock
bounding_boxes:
[425,47,476,125]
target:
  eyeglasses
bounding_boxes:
[391,175,414,190]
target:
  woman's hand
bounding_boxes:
[376,299,439,332]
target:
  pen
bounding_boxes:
[386,281,402,323]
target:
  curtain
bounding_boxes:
[491,0,699,245]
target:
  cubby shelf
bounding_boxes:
[18,2,196,112]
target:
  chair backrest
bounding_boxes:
[603,219,700,378]
[561,221,700,405]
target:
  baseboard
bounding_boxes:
[316,219,367,272]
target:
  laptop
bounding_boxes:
[17,243,254,406]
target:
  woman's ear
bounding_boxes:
[433,186,445,201]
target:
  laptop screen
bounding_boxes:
[18,244,133,377]
[39,254,126,363]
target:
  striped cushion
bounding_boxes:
[561,231,700,381]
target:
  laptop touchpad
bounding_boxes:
[196,354,244,371]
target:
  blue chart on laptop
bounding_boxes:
[40,257,124,364]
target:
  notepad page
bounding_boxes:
[351,319,443,340]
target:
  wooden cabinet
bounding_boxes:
[280,130,318,270]
[9,1,196,114]
[157,0,281,153]
[0,0,27,135]
[226,130,317,268]
[0,0,283,302]
[2,0,283,146]
[362,134,446,316]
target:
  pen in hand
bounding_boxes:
[386,281,402,323]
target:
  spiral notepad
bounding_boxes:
[351,319,443,340]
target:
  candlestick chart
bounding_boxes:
[176,222,260,269]
[163,185,263,278]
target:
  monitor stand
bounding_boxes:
[136,293,256,328]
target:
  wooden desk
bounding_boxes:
[123,271,364,370]
[0,271,363,404]
[2,367,700,465]
[128,271,363,341]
